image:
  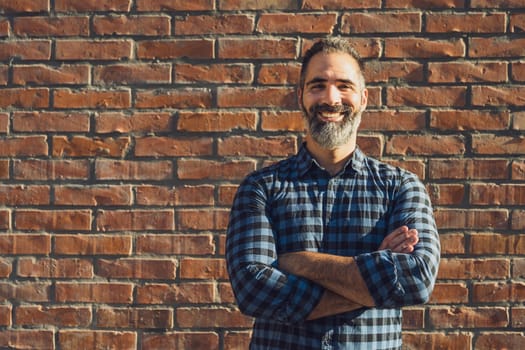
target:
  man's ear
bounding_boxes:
[297,87,303,109]
[360,88,368,112]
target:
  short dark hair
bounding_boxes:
[299,37,365,89]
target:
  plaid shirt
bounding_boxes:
[226,144,440,350]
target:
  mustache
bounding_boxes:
[310,103,352,114]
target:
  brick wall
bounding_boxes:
[0,0,524,349]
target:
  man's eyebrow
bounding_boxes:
[305,77,355,86]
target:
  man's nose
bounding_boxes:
[324,85,342,105]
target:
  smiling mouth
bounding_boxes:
[318,111,345,122]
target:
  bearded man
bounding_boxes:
[225,37,441,350]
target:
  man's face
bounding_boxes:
[299,52,368,149]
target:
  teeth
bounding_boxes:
[319,112,342,119]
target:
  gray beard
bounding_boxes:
[303,104,361,149]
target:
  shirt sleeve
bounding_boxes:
[225,176,324,324]
[355,174,441,308]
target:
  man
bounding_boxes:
[226,37,440,349]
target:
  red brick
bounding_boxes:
[95,159,172,180]
[438,258,509,280]
[472,0,525,8]
[178,111,257,132]
[470,38,525,58]
[136,185,214,206]
[0,258,11,277]
[0,304,10,326]
[59,330,136,349]
[136,39,213,59]
[363,61,424,83]
[302,0,380,9]
[511,307,525,327]
[16,305,91,327]
[221,0,298,10]
[52,136,130,157]
[0,67,6,85]
[135,136,213,157]
[472,134,525,155]
[135,88,212,109]
[426,13,505,33]
[55,0,131,12]
[0,0,49,13]
[0,20,8,37]
[341,12,421,33]
[136,282,215,304]
[0,185,49,205]
[218,136,297,157]
[387,86,466,107]
[512,62,525,82]
[176,209,229,230]
[97,307,173,329]
[258,63,300,85]
[218,185,237,206]
[219,38,297,59]
[429,306,508,329]
[15,210,91,231]
[218,87,296,108]
[54,89,131,109]
[13,159,89,180]
[175,63,253,84]
[0,282,51,302]
[302,38,382,59]
[0,160,8,179]
[435,209,509,230]
[54,234,132,256]
[386,135,465,156]
[55,282,133,303]
[55,40,132,60]
[13,111,90,132]
[427,184,465,205]
[475,332,525,350]
[180,258,227,279]
[402,308,424,329]
[513,160,525,180]
[471,233,525,255]
[177,159,256,180]
[93,15,170,36]
[0,330,54,349]
[0,40,50,60]
[97,210,174,232]
[0,88,49,108]
[439,233,465,255]
[403,332,472,350]
[95,112,172,134]
[473,86,525,107]
[510,13,525,33]
[471,184,525,205]
[176,307,253,328]
[512,210,525,231]
[430,110,509,130]
[385,38,465,58]
[98,258,176,279]
[137,0,214,11]
[430,283,469,304]
[429,159,509,180]
[0,136,48,157]
[261,111,304,132]
[176,14,254,35]
[224,331,252,350]
[93,63,171,85]
[13,16,89,36]
[473,282,525,303]
[142,332,219,350]
[0,234,50,255]
[258,13,337,34]
[428,61,507,83]
[137,234,215,255]
[55,185,132,206]
[361,110,426,131]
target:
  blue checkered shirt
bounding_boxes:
[226,144,440,350]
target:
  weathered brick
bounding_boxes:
[429,306,508,329]
[93,15,170,36]
[58,330,137,350]
[55,0,131,12]
[386,135,465,156]
[221,0,297,10]
[55,282,133,303]
[13,159,89,180]
[136,282,215,304]
[0,136,47,157]
[470,233,525,255]
[426,13,505,33]
[177,159,256,180]
[439,233,466,255]
[0,258,11,277]
[55,234,132,256]
[513,160,525,180]
[219,38,298,59]
[261,111,304,132]
[302,0,380,9]
[341,12,421,33]
[0,88,49,108]
[258,13,337,34]
[134,136,213,157]
[430,283,469,304]
[427,184,465,205]
[510,13,525,33]
[135,88,212,109]
[428,61,507,83]
[470,184,525,205]
[429,159,509,180]
[55,185,132,206]
[95,112,172,134]
[385,38,465,58]
[363,61,423,83]
[0,185,49,205]
[176,14,254,35]
[473,282,525,303]
[387,86,466,107]
[176,307,253,328]
[0,0,49,13]
[13,111,90,132]
[470,38,525,58]
[434,209,509,230]
[0,282,51,302]
[180,258,227,279]
[97,307,173,329]
[0,40,50,61]
[15,210,91,231]
[137,234,215,255]
[475,332,525,350]
[403,332,472,350]
[258,63,300,85]
[0,304,10,326]
[0,330,54,349]
[55,40,132,60]
[53,89,131,109]
[97,258,176,279]
[178,111,257,132]
[13,16,89,36]
[136,185,214,206]
[95,159,172,180]
[142,332,219,350]
[137,0,214,11]
[472,134,525,155]
[94,63,171,85]
[361,110,426,131]
[430,110,509,130]
[438,258,509,280]
[176,209,229,230]
[136,39,214,59]
[53,136,131,157]
[224,332,252,350]
[402,308,424,329]
[473,86,525,107]
[96,210,174,231]
[175,63,253,84]
[16,305,91,327]
[218,136,297,157]
[218,87,296,108]
[0,234,51,255]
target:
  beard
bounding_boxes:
[302,103,362,150]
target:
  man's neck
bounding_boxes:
[305,135,356,176]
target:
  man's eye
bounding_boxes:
[310,84,324,90]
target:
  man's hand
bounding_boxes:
[378,226,419,253]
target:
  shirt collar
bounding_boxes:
[295,143,365,177]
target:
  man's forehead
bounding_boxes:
[303,52,362,82]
